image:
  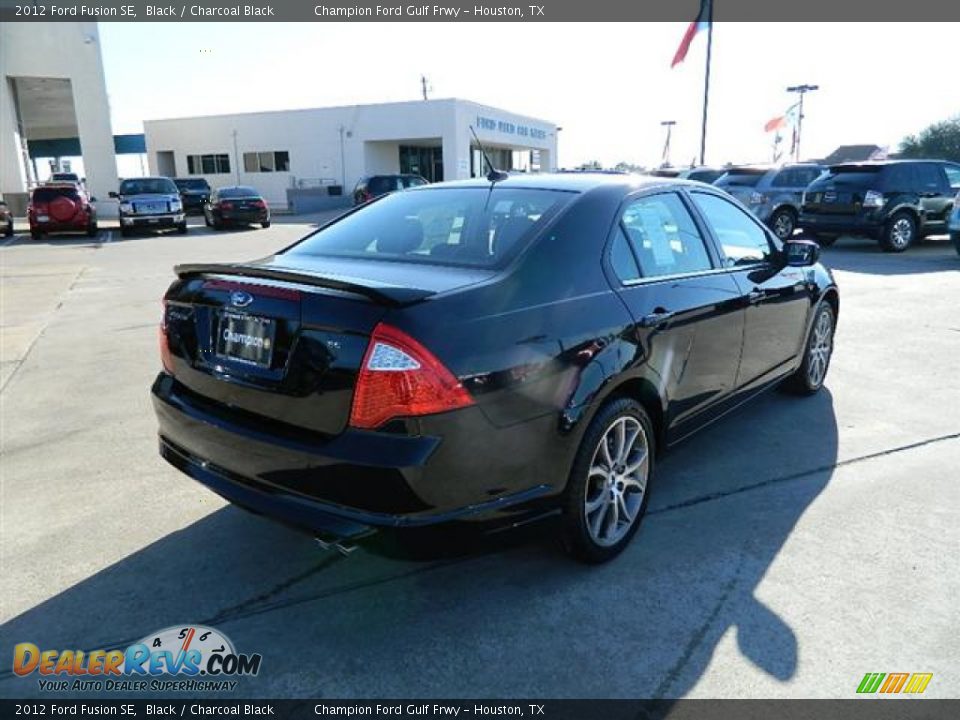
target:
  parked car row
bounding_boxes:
[661,159,960,253]
[6,175,270,240]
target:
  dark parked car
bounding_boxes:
[652,167,726,184]
[353,174,428,205]
[204,186,270,229]
[800,160,960,252]
[28,184,98,239]
[111,177,186,237]
[715,164,824,240]
[1,199,13,237]
[153,174,838,563]
[173,178,212,214]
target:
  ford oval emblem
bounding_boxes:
[229,290,254,308]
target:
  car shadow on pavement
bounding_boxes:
[0,388,838,699]
[815,236,958,276]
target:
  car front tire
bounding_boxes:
[783,302,836,396]
[177,222,188,235]
[562,397,655,564]
[261,220,271,229]
[881,211,916,253]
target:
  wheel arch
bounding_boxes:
[590,376,667,457]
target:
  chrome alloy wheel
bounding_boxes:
[890,217,913,249]
[773,211,794,239]
[807,308,834,387]
[584,416,649,547]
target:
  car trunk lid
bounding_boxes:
[163,257,494,436]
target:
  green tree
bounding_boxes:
[899,116,960,162]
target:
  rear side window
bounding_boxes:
[288,187,571,268]
[609,229,641,283]
[691,192,774,266]
[619,193,713,278]
[33,187,79,202]
[914,164,944,193]
[772,167,822,188]
[944,164,960,190]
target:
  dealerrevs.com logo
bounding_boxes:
[13,625,262,693]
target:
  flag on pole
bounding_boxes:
[764,103,801,133]
[671,0,712,68]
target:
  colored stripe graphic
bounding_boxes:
[857,673,885,693]
[880,673,909,693]
[903,673,933,694]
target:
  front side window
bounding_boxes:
[691,192,774,266]
[619,193,713,278]
[914,163,944,192]
[287,188,572,268]
[944,164,960,190]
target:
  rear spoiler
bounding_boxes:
[174,262,435,307]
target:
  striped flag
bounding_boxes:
[671,0,712,68]
[764,102,800,133]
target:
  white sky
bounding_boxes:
[99,22,959,169]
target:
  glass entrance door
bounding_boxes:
[399,145,443,182]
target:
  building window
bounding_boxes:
[242,151,290,173]
[187,154,230,175]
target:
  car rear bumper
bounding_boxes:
[798,213,882,238]
[151,374,555,534]
[30,221,92,232]
[220,211,269,223]
[121,213,184,227]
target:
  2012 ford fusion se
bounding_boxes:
[152,173,838,562]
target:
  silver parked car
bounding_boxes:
[715,164,825,239]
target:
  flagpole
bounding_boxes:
[699,1,713,166]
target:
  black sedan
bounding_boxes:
[153,174,838,562]
[204,186,271,229]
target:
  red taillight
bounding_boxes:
[159,300,174,373]
[349,323,474,429]
[252,199,266,208]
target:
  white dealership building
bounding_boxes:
[143,99,559,208]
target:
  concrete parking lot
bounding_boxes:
[1,216,957,699]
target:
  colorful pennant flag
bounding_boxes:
[671,0,712,68]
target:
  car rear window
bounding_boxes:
[218,187,260,198]
[403,177,427,188]
[119,178,178,195]
[716,170,767,187]
[369,177,402,195]
[287,187,573,268]
[33,187,79,202]
[174,179,210,191]
[822,166,884,186]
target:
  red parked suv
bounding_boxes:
[28,184,98,239]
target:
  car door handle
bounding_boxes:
[640,310,675,328]
[747,289,764,305]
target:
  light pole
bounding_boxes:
[786,84,818,162]
[660,120,676,167]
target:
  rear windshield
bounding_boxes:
[119,178,178,195]
[821,166,884,186]
[403,176,428,188]
[287,187,572,268]
[174,179,210,191]
[687,170,723,183]
[218,187,260,198]
[716,170,767,187]
[33,187,79,202]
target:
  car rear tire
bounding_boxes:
[562,397,655,563]
[87,223,98,238]
[783,302,835,396]
[120,227,132,238]
[881,211,916,253]
[261,221,271,229]
[30,229,42,240]
[177,222,188,235]
[770,208,796,240]
[4,222,13,238]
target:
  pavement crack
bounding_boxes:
[649,431,960,517]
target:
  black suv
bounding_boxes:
[173,178,212,214]
[353,174,427,205]
[800,160,960,252]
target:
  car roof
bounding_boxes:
[422,172,702,194]
[830,159,951,169]
[33,183,79,191]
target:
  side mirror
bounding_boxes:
[783,239,820,267]
[108,191,118,199]
[89,196,98,202]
